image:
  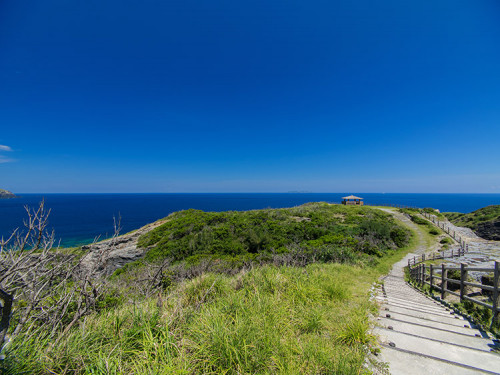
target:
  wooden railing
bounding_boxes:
[408,247,467,268]
[407,211,469,268]
[409,261,500,328]
[421,212,470,250]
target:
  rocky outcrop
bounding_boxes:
[445,205,500,242]
[0,189,16,199]
[474,219,500,241]
[79,219,168,277]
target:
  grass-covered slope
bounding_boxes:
[138,203,410,264]
[444,205,500,240]
[5,263,398,374]
[2,203,414,374]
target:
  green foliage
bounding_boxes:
[409,214,430,226]
[422,207,445,219]
[429,228,440,235]
[1,203,417,374]
[444,205,500,226]
[440,237,452,244]
[137,203,410,267]
[452,300,499,337]
[2,264,386,374]
[446,269,461,290]
[444,205,500,240]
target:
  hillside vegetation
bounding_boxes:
[2,203,414,374]
[444,205,500,240]
[137,203,409,265]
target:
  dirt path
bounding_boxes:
[372,209,500,374]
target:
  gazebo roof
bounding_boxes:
[342,195,363,200]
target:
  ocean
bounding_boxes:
[1,193,500,247]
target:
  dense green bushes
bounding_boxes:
[429,228,440,235]
[137,203,410,266]
[409,214,429,226]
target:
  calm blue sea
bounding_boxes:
[1,193,500,247]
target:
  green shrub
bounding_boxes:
[410,215,429,226]
[135,204,410,267]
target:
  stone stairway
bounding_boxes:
[374,256,500,374]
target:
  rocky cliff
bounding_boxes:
[79,218,168,277]
[0,189,16,198]
[445,205,500,241]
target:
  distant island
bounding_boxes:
[0,188,16,198]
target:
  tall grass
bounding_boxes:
[2,263,388,374]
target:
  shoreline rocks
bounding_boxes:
[0,189,16,199]
[79,218,168,277]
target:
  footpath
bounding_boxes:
[373,210,500,374]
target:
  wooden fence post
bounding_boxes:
[422,264,426,286]
[460,263,467,302]
[441,263,447,299]
[0,288,13,351]
[491,261,499,328]
[429,264,434,292]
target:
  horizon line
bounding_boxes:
[11,192,500,195]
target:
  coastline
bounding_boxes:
[2,193,500,248]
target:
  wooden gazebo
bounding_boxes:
[341,195,364,206]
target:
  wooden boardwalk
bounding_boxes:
[373,210,500,374]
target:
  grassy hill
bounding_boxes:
[444,205,500,240]
[2,203,414,374]
[137,203,409,263]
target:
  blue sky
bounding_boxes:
[1,0,499,193]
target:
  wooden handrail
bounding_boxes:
[408,261,500,328]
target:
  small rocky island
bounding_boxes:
[0,188,16,198]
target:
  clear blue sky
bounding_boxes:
[1,0,499,193]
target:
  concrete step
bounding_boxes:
[376,293,444,308]
[377,293,441,305]
[378,314,476,336]
[381,302,460,318]
[380,304,467,326]
[378,345,498,375]
[378,289,439,300]
[379,308,472,329]
[377,317,495,351]
[374,327,500,373]
[377,297,452,314]
[379,289,438,302]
